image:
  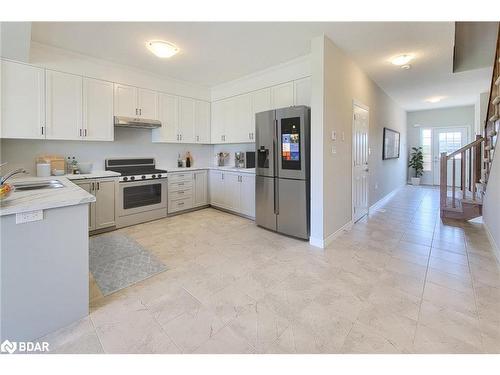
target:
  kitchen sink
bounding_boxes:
[13,180,65,191]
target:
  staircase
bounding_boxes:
[440,25,500,220]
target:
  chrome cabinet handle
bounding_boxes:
[91,182,95,191]
[79,129,82,137]
[41,125,44,136]
[97,182,100,190]
[84,129,87,137]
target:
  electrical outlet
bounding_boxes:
[16,210,43,224]
[331,131,337,141]
[332,146,337,154]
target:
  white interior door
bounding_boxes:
[352,104,369,222]
[432,127,468,186]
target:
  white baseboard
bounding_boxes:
[483,220,500,264]
[309,220,353,249]
[369,186,401,213]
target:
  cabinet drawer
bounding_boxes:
[168,197,193,213]
[168,172,193,182]
[168,180,193,192]
[169,188,193,200]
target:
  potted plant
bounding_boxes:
[408,147,424,186]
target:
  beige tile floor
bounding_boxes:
[40,186,500,353]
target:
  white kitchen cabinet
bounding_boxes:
[209,170,255,218]
[1,60,46,139]
[252,87,272,114]
[137,88,158,119]
[271,82,294,109]
[152,93,179,143]
[178,97,195,143]
[193,170,208,207]
[75,178,116,231]
[168,172,194,214]
[45,70,82,140]
[194,100,211,143]
[209,170,225,206]
[113,83,137,117]
[294,77,311,106]
[82,78,114,141]
[211,100,227,143]
[239,174,255,217]
[114,84,158,119]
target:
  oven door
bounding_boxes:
[118,179,167,217]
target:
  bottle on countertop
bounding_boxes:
[185,151,192,168]
[177,153,183,168]
[66,157,72,174]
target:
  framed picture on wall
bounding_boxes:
[383,127,400,160]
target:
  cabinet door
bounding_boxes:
[195,100,211,143]
[137,88,158,119]
[222,98,236,143]
[252,88,272,114]
[152,93,179,142]
[46,70,82,140]
[239,174,255,218]
[94,179,116,230]
[223,172,240,211]
[271,82,294,109]
[209,170,224,206]
[75,181,95,231]
[114,83,137,117]
[294,77,311,106]
[178,97,195,143]
[83,78,114,141]
[1,60,45,139]
[228,93,253,143]
[211,100,226,143]
[193,170,208,207]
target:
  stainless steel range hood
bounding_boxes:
[114,116,161,129]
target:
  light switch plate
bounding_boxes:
[331,131,337,141]
[332,146,337,154]
[16,210,44,224]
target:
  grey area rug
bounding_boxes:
[89,233,166,296]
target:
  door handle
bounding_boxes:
[274,179,279,215]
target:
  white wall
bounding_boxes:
[475,92,490,135]
[483,129,500,262]
[310,35,407,247]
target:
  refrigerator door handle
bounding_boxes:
[274,178,279,215]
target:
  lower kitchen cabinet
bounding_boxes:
[208,170,255,218]
[168,170,209,213]
[193,170,208,207]
[75,178,116,231]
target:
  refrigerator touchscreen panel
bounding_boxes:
[281,117,301,170]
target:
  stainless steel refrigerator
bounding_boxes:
[255,106,310,239]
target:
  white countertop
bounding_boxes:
[166,166,255,174]
[0,176,96,217]
[64,170,121,180]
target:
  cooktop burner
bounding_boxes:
[105,158,168,182]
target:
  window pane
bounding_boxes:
[421,128,432,171]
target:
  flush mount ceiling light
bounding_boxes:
[390,54,415,66]
[146,40,179,58]
[425,96,446,103]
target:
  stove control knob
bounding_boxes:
[152,174,156,179]
[122,176,128,182]
[141,175,146,180]
[157,174,162,178]
[130,176,135,181]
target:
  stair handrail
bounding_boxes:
[446,137,484,159]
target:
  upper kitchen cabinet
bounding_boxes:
[152,93,179,143]
[1,60,45,139]
[271,82,294,109]
[178,97,195,143]
[114,84,158,119]
[211,93,253,144]
[82,78,114,141]
[45,70,83,140]
[252,87,272,115]
[194,100,211,143]
[137,88,158,119]
[294,77,311,107]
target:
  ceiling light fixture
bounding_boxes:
[425,96,446,103]
[146,40,179,58]
[390,54,414,66]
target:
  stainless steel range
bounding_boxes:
[105,158,168,227]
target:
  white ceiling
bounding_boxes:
[30,22,494,111]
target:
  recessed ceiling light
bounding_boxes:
[425,96,446,103]
[146,40,179,58]
[401,64,411,70]
[391,54,414,66]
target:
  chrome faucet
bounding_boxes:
[0,168,27,185]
